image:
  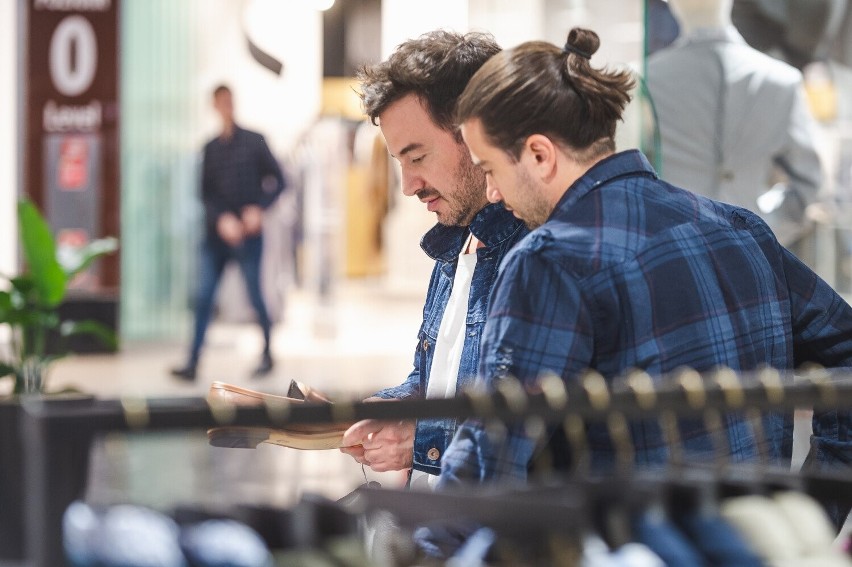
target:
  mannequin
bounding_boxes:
[645,0,823,248]
[667,0,732,34]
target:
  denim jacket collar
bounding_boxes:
[420,203,525,262]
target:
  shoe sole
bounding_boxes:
[207,426,353,450]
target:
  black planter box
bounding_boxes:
[0,400,25,560]
[0,395,95,564]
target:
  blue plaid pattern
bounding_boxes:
[439,150,852,486]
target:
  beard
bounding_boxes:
[418,151,488,227]
[514,166,553,230]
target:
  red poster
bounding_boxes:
[57,136,88,190]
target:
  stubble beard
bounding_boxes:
[435,152,488,227]
[516,166,553,230]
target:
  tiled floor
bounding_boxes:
[47,280,423,400]
[39,279,423,513]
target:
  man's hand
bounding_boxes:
[216,212,244,246]
[340,399,415,472]
[241,205,264,236]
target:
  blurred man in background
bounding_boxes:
[172,85,285,381]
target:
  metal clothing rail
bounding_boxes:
[15,367,852,566]
[20,367,852,429]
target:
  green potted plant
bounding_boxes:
[0,199,118,560]
[0,199,118,395]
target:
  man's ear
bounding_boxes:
[522,134,558,180]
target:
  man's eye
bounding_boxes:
[411,155,424,164]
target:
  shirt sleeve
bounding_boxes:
[255,135,287,209]
[373,361,422,400]
[439,238,595,486]
[786,244,852,528]
[200,145,225,225]
[785,246,852,367]
[480,238,595,385]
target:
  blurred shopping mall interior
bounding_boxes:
[3,0,852,563]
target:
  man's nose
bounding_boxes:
[485,177,502,203]
[401,167,424,197]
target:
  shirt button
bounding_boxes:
[422,339,430,351]
[427,448,440,461]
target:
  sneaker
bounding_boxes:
[251,353,274,378]
[170,365,196,381]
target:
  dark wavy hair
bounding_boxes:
[456,27,635,161]
[358,30,501,137]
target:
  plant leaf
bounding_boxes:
[59,236,119,278]
[60,320,118,351]
[10,276,35,295]
[0,291,10,320]
[18,200,67,307]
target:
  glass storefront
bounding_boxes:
[4,0,852,340]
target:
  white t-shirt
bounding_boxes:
[410,233,478,490]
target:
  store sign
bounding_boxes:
[25,0,119,290]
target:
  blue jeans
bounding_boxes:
[188,235,272,365]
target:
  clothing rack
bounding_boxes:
[14,367,852,566]
[352,464,852,566]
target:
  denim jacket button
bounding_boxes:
[427,447,440,461]
[422,339,430,351]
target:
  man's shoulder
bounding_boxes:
[203,136,219,151]
[502,223,598,277]
[238,126,265,139]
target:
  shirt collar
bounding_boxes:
[217,125,245,143]
[421,202,525,262]
[551,149,658,217]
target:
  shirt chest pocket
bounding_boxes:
[418,312,439,356]
[417,322,438,394]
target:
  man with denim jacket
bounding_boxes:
[338,31,528,486]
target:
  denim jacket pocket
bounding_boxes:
[413,417,457,475]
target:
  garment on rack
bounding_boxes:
[581,534,666,567]
[64,502,198,567]
[62,494,371,567]
[677,510,766,566]
[720,491,852,566]
[632,508,706,566]
[360,467,852,565]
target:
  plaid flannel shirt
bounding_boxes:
[439,150,852,486]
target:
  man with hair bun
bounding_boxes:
[439,27,852,528]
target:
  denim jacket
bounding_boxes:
[374,203,528,475]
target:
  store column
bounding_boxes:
[1,2,18,286]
